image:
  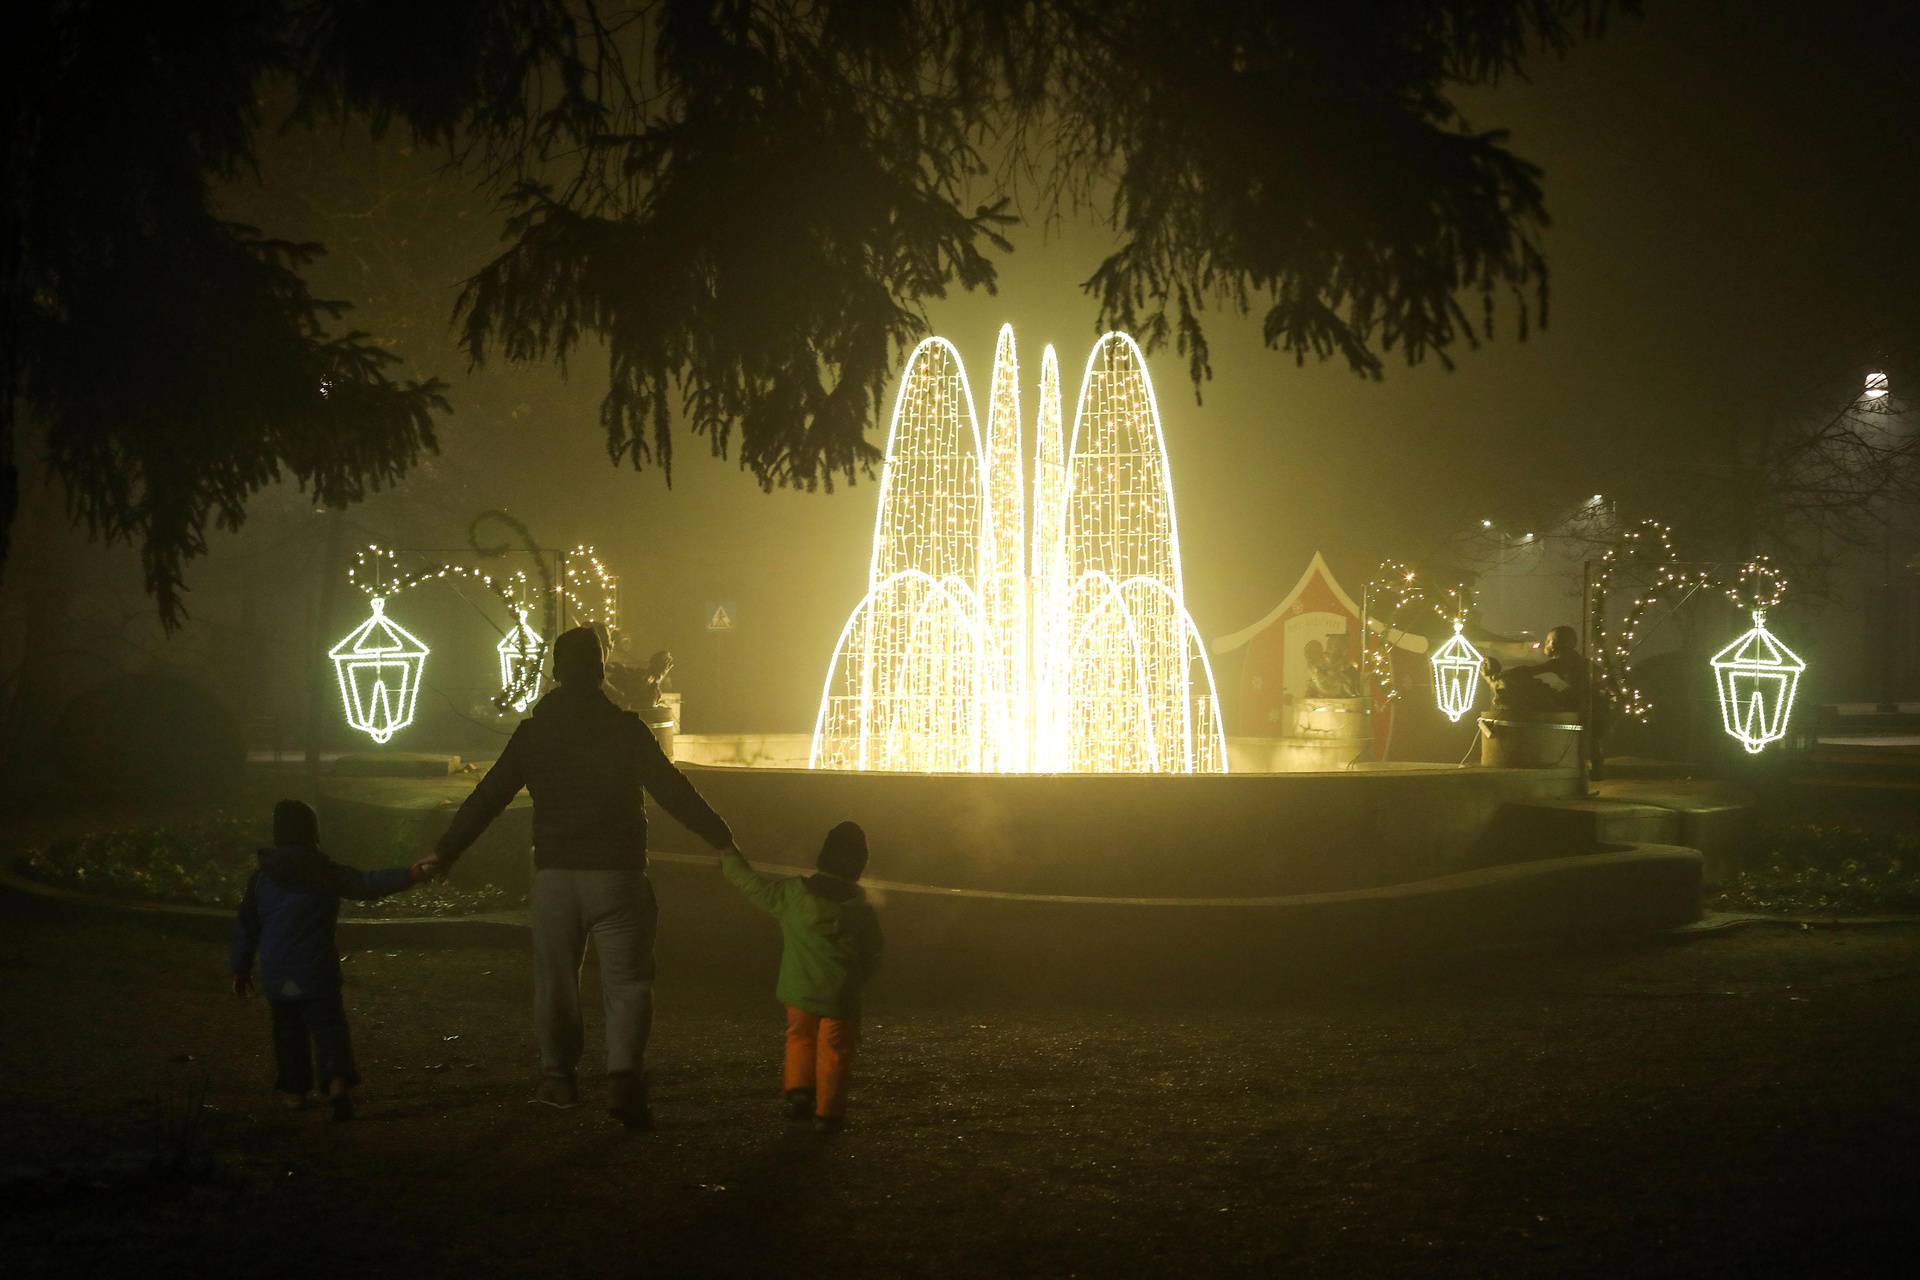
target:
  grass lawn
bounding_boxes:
[0,889,1915,1279]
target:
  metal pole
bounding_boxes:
[1580,557,1594,793]
[304,507,345,784]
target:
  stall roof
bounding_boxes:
[1211,551,1429,656]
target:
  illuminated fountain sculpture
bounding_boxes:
[811,328,1227,773]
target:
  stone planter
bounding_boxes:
[1477,714,1582,768]
[1290,696,1371,741]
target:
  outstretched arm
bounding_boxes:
[330,860,427,902]
[720,846,788,915]
[635,723,732,849]
[435,724,531,870]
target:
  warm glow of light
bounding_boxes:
[1712,612,1805,754]
[1864,371,1889,399]
[330,598,428,744]
[811,329,1225,773]
[982,324,1029,771]
[1429,622,1484,723]
[497,608,544,712]
[813,338,988,772]
[1030,345,1069,770]
[559,546,620,639]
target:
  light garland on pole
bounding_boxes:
[1589,520,1709,723]
[1359,560,1425,701]
[331,543,592,743]
[1359,564,1483,722]
[496,605,545,713]
[1711,556,1805,754]
[558,545,620,639]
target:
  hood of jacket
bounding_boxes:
[803,873,864,904]
[257,845,336,894]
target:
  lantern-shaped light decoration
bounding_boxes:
[497,608,544,712]
[1430,621,1484,723]
[1711,611,1805,753]
[329,597,428,744]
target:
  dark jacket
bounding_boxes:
[230,846,415,999]
[436,683,732,872]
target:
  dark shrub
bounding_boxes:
[51,675,244,798]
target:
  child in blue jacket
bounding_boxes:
[230,800,435,1120]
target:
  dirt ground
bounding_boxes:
[1,891,1916,1280]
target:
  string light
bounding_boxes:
[1589,520,1709,722]
[1359,560,1425,701]
[1359,565,1479,720]
[338,543,595,732]
[1029,344,1068,769]
[1422,584,1483,722]
[981,324,1029,770]
[810,329,1226,773]
[1429,623,1484,722]
[496,606,545,712]
[329,597,429,744]
[558,545,620,638]
[1062,333,1225,773]
[814,337,987,772]
[1711,556,1804,754]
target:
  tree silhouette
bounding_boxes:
[5,0,1628,622]
[6,3,448,626]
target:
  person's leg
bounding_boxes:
[587,870,658,1127]
[268,999,312,1102]
[588,871,658,1075]
[530,869,589,1103]
[305,993,359,1120]
[814,1015,861,1129]
[784,1007,820,1118]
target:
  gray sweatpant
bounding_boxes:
[530,868,658,1080]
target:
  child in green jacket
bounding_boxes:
[721,822,882,1133]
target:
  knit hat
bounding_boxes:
[553,625,607,686]
[273,799,320,848]
[817,821,869,881]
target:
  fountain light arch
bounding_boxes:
[811,327,1225,773]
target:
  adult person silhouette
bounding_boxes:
[431,625,733,1127]
[1480,624,1589,717]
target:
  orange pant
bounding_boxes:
[784,1006,860,1119]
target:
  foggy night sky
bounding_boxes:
[10,0,1915,733]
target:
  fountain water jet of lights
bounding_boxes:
[810,328,1227,773]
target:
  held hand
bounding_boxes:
[232,973,254,999]
[410,855,444,884]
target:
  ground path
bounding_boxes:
[1,891,1914,1278]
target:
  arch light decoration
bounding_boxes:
[981,324,1029,771]
[811,329,1226,773]
[1029,345,1070,770]
[331,597,429,744]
